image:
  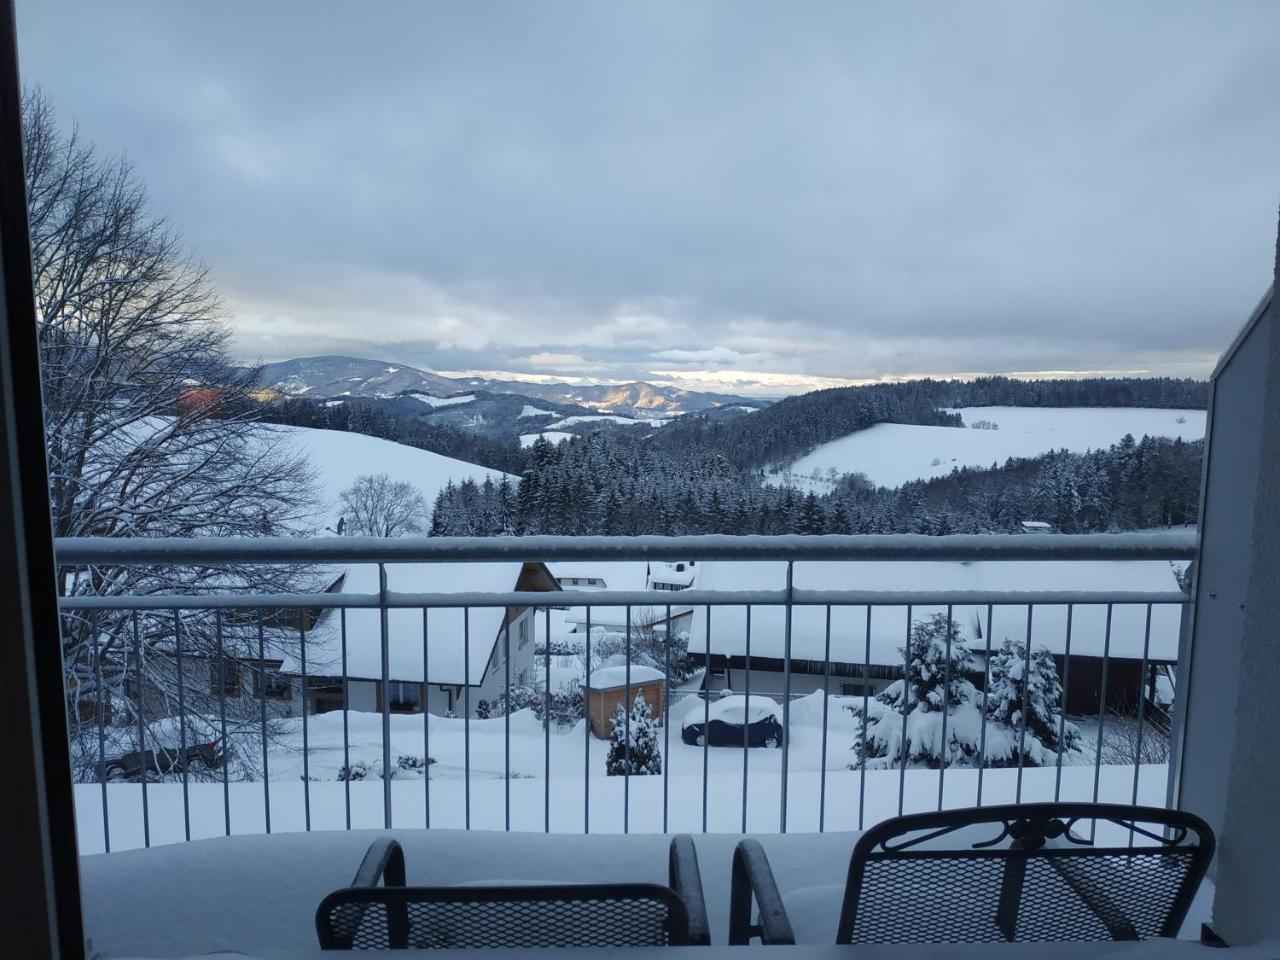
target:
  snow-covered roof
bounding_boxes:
[300,561,528,686]
[687,560,1185,665]
[564,604,694,630]
[588,665,665,689]
[547,561,651,592]
[650,562,697,587]
[550,562,695,628]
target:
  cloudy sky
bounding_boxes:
[17,2,1280,396]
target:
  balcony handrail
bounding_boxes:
[58,586,1190,612]
[58,529,1194,851]
[52,530,1198,566]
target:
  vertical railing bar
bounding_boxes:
[258,613,270,835]
[819,604,832,831]
[1130,603,1154,846]
[544,605,551,834]
[1092,604,1114,815]
[977,604,993,806]
[502,610,509,832]
[741,605,751,834]
[1015,604,1034,803]
[702,604,710,833]
[215,611,229,837]
[174,609,190,842]
[1054,604,1074,802]
[430,611,435,829]
[858,604,870,831]
[898,603,912,817]
[94,632,109,853]
[134,611,150,848]
[464,605,471,830]
[583,606,591,835]
[780,560,794,833]
[378,564,391,829]
[938,604,953,812]
[300,620,310,832]
[625,604,632,835]
[341,608,350,831]
[662,602,671,834]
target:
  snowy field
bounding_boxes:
[519,430,575,447]
[772,406,1206,491]
[546,413,672,430]
[74,698,1164,853]
[264,422,510,510]
[409,392,475,408]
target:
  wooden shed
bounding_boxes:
[584,665,666,739]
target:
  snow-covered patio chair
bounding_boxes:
[728,803,1214,946]
[316,835,710,949]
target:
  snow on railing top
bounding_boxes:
[53,530,1198,566]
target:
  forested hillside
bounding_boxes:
[428,431,1202,537]
[649,376,1206,472]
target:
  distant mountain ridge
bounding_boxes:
[257,355,764,415]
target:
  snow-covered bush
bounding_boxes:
[475,699,491,720]
[337,755,435,781]
[586,616,697,683]
[394,754,436,778]
[491,682,583,727]
[852,613,982,769]
[982,640,1082,766]
[606,692,662,776]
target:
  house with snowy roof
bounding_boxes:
[269,560,561,717]
[687,558,1187,715]
[549,561,698,637]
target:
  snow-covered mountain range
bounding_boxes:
[256,355,765,417]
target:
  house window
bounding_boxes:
[253,666,291,700]
[210,659,240,697]
[518,615,531,648]
[387,681,422,713]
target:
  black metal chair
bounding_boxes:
[729,803,1215,946]
[316,835,711,949]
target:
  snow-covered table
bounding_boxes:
[81,829,1226,960]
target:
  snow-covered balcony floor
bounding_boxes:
[80,829,1237,960]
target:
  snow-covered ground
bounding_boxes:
[408,392,475,408]
[546,414,671,430]
[519,430,575,447]
[517,404,555,418]
[74,694,1162,854]
[263,423,509,524]
[771,406,1206,490]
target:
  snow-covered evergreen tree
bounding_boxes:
[606,692,662,776]
[983,639,1082,765]
[852,613,982,770]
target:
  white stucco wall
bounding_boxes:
[1211,281,1280,944]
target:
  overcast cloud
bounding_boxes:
[16,1,1280,395]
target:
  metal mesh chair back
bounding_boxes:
[318,883,691,950]
[837,803,1214,945]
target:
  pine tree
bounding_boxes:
[606,692,663,776]
[984,639,1082,765]
[853,613,981,770]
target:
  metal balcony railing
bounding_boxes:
[54,532,1197,853]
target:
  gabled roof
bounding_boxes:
[687,559,1185,666]
[298,561,556,686]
